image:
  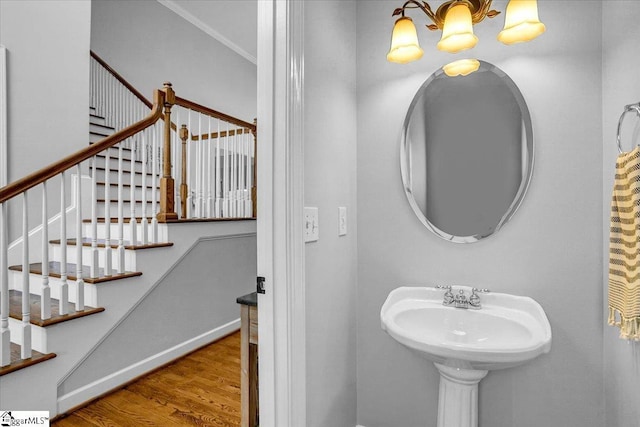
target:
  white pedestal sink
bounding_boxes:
[381,286,551,427]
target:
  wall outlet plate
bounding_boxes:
[339,206,347,236]
[304,207,319,242]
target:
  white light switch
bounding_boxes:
[338,207,347,236]
[304,207,319,242]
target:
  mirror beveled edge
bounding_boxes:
[399,60,535,243]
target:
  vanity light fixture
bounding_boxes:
[387,0,546,66]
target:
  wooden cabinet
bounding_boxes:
[238,293,258,427]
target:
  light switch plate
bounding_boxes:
[304,207,319,242]
[338,207,347,236]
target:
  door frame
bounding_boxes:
[256,1,306,426]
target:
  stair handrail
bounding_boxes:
[90,51,152,109]
[0,87,166,204]
[175,97,256,132]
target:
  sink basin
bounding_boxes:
[381,286,551,370]
[381,286,551,427]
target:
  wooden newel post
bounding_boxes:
[179,124,189,219]
[251,118,257,218]
[157,82,178,222]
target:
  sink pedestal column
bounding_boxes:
[434,363,488,427]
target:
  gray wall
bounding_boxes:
[91,0,256,123]
[0,0,91,181]
[356,1,603,426]
[602,2,640,426]
[60,233,256,395]
[304,2,358,426]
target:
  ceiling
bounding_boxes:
[159,0,258,63]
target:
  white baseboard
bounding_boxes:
[57,318,240,413]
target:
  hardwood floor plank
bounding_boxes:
[53,332,242,426]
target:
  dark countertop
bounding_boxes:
[236,291,257,307]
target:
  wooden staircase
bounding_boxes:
[0,52,257,416]
[1,108,173,376]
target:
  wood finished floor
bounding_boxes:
[53,332,241,427]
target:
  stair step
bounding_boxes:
[50,238,173,251]
[93,166,154,177]
[96,198,152,204]
[90,122,115,135]
[83,217,145,224]
[90,113,106,126]
[8,262,142,284]
[8,290,104,327]
[95,153,142,164]
[0,343,56,377]
[97,182,158,190]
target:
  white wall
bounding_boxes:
[304,2,358,426]
[356,1,603,426]
[602,2,640,426]
[91,0,256,124]
[0,0,91,181]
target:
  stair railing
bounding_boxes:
[90,51,151,134]
[0,78,257,368]
[172,97,257,220]
[0,86,167,367]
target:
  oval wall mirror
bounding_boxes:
[400,60,534,243]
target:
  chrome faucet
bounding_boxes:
[436,286,490,310]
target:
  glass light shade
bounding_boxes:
[387,17,424,64]
[436,3,478,54]
[497,0,546,45]
[442,58,480,76]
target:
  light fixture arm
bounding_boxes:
[392,0,500,31]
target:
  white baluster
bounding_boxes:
[117,143,125,273]
[90,157,99,278]
[196,113,202,218]
[240,130,246,217]
[21,192,31,359]
[175,109,181,218]
[207,116,212,218]
[0,201,10,366]
[151,124,159,243]
[104,147,112,276]
[215,120,221,218]
[232,129,237,217]
[223,123,229,218]
[59,172,69,315]
[140,128,149,244]
[129,137,138,245]
[238,130,243,216]
[41,182,51,320]
[246,131,252,218]
[75,164,84,311]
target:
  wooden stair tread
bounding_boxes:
[97,182,158,190]
[95,154,143,164]
[82,217,144,224]
[8,262,142,284]
[92,166,153,176]
[49,238,173,250]
[96,198,152,204]
[90,130,111,138]
[90,122,115,132]
[8,290,105,327]
[0,343,56,377]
